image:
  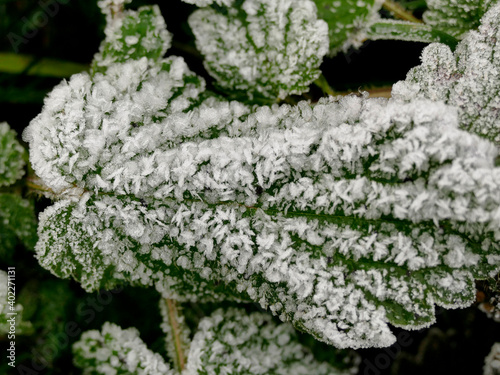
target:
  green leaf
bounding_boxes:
[92,5,172,73]
[423,0,494,38]
[392,3,500,145]
[188,0,329,100]
[0,122,26,187]
[186,308,349,374]
[313,0,384,54]
[27,58,500,347]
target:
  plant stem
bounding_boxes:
[0,53,88,77]
[383,0,422,23]
[165,298,186,372]
[366,20,459,49]
[313,74,336,97]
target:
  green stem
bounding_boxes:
[313,74,336,97]
[0,53,88,78]
[165,299,186,372]
[366,20,459,49]
[383,0,422,23]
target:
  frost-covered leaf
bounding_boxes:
[73,322,174,375]
[392,3,500,145]
[0,270,33,335]
[186,307,348,374]
[484,342,500,375]
[92,3,172,73]
[423,0,494,38]
[188,0,329,100]
[313,0,384,54]
[0,193,37,259]
[0,122,26,187]
[26,63,500,349]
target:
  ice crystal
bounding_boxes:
[393,3,500,145]
[188,0,329,100]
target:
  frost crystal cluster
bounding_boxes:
[23,0,500,361]
[74,308,346,375]
[393,3,500,145]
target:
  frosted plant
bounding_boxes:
[74,308,347,375]
[0,122,37,258]
[73,322,175,375]
[23,0,500,358]
[392,3,500,145]
[423,0,494,38]
[187,0,329,100]
[484,342,500,375]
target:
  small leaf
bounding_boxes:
[186,308,349,374]
[73,322,174,375]
[92,5,172,73]
[188,0,329,100]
